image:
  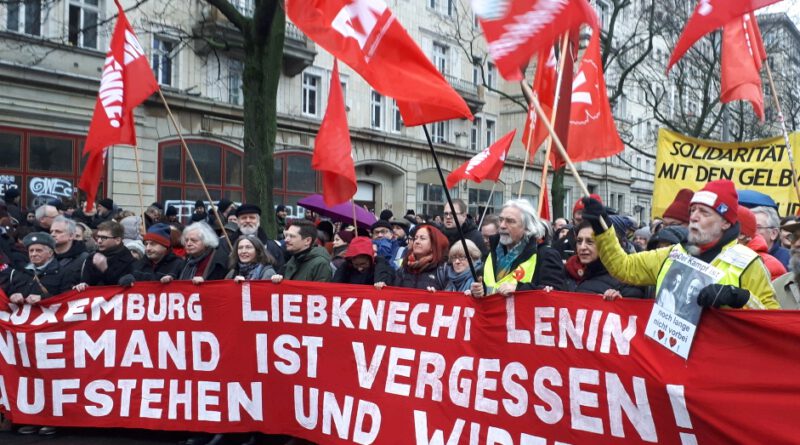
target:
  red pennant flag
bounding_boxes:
[312,60,357,206]
[721,13,767,120]
[551,30,623,166]
[474,0,596,81]
[446,130,515,189]
[666,0,779,73]
[521,47,558,153]
[79,0,158,211]
[540,182,551,220]
[286,0,472,126]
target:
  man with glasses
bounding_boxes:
[74,220,135,290]
[752,206,790,268]
[773,220,800,309]
[442,198,487,256]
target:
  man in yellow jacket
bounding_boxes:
[582,179,778,309]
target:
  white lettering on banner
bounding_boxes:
[0,375,9,411]
[486,0,569,61]
[255,334,323,378]
[293,385,382,445]
[413,410,576,445]
[505,296,638,355]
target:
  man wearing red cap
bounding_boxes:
[661,188,693,228]
[582,179,779,309]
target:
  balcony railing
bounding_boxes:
[444,73,484,114]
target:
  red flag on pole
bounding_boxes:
[666,0,779,73]
[312,60,357,206]
[552,30,623,167]
[446,130,516,189]
[286,0,472,126]
[521,47,558,153]
[474,0,596,81]
[79,0,158,211]
[721,13,767,120]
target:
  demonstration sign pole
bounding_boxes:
[131,145,147,235]
[157,89,234,252]
[477,182,496,229]
[422,124,478,282]
[764,62,800,206]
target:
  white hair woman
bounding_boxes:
[177,222,227,284]
[445,239,483,293]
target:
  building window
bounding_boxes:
[159,140,244,222]
[468,187,503,219]
[485,119,496,146]
[487,62,497,88]
[7,0,41,36]
[472,64,480,85]
[391,100,402,132]
[152,36,178,87]
[433,42,448,74]
[69,0,100,49]
[432,121,449,144]
[228,60,243,106]
[429,0,454,16]
[0,127,106,209]
[371,90,384,129]
[470,117,481,151]
[301,72,320,116]
[273,152,320,219]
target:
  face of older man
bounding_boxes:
[50,221,73,248]
[38,207,58,229]
[688,204,729,246]
[144,240,168,262]
[498,206,526,246]
[28,244,53,267]
[755,212,778,247]
[238,213,260,236]
[183,230,207,256]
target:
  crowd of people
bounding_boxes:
[2,178,798,441]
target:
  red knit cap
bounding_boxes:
[573,194,603,214]
[662,188,694,223]
[344,237,374,258]
[690,179,738,225]
[737,206,756,238]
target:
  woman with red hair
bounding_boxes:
[391,224,449,291]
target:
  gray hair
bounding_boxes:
[35,204,57,220]
[52,215,77,235]
[449,239,482,261]
[751,206,780,229]
[182,222,219,249]
[502,199,545,239]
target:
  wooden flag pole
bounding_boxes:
[517,111,535,198]
[131,145,147,235]
[351,199,358,231]
[538,33,571,216]
[764,62,800,207]
[477,181,497,229]
[157,89,234,251]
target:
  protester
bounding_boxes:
[120,213,142,240]
[390,217,410,247]
[752,205,791,268]
[226,235,278,282]
[177,222,228,284]
[73,221,135,290]
[444,239,483,293]
[50,215,89,279]
[483,199,566,295]
[566,222,644,299]
[74,221,96,252]
[441,198,486,256]
[272,219,332,283]
[121,223,185,285]
[646,225,688,250]
[33,204,58,232]
[772,220,800,309]
[76,198,116,229]
[480,214,499,254]
[144,204,162,228]
[333,236,394,285]
[388,224,449,291]
[661,188,693,227]
[227,204,285,269]
[4,232,75,306]
[633,227,650,251]
[2,188,23,221]
[275,204,288,240]
[780,216,797,249]
[584,179,779,309]
[737,206,786,280]
[331,229,355,271]
[124,239,145,260]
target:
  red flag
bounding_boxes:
[312,60,357,206]
[521,47,558,153]
[79,0,158,211]
[286,0,472,126]
[552,30,623,166]
[666,0,779,72]
[446,130,515,189]
[540,182,551,220]
[474,0,596,81]
[721,13,767,120]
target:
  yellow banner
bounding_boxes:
[653,129,800,218]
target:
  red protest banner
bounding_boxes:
[1,281,799,444]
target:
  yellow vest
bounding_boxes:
[656,241,766,309]
[484,251,537,292]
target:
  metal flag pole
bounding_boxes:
[477,182,497,229]
[764,62,800,207]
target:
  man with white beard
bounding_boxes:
[222,204,284,269]
[481,199,566,295]
[772,221,800,309]
[584,179,778,309]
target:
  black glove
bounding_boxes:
[118,274,135,288]
[580,197,609,234]
[696,284,750,308]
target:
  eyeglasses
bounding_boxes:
[443,211,462,217]
[94,235,117,242]
[450,255,467,262]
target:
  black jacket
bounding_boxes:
[566,257,645,298]
[487,234,566,291]
[3,259,75,299]
[393,262,449,291]
[132,251,185,281]
[81,243,136,286]
[55,241,89,284]
[333,256,395,285]
[222,227,285,270]
[443,219,488,257]
[178,248,228,281]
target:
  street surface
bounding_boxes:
[0,428,187,444]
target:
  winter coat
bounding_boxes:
[332,255,395,285]
[772,272,800,309]
[3,259,75,299]
[443,219,488,257]
[553,229,577,260]
[81,243,136,286]
[225,263,278,280]
[486,234,567,291]
[594,223,779,309]
[223,227,285,269]
[178,248,228,281]
[281,246,332,282]
[55,241,89,284]
[747,235,786,281]
[768,242,791,268]
[565,255,645,298]
[393,261,448,291]
[131,252,185,281]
